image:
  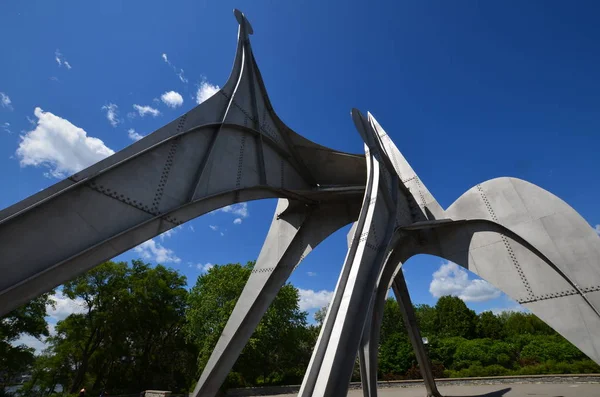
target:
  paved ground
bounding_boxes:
[270,383,600,396]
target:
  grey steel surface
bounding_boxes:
[1,8,599,397]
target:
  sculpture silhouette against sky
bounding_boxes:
[1,9,599,397]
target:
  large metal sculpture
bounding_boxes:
[0,9,599,397]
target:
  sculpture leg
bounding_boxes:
[299,138,400,395]
[358,290,377,397]
[191,198,358,397]
[359,234,417,397]
[391,269,441,397]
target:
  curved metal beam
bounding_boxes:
[0,9,365,316]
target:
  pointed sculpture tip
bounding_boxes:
[233,9,254,35]
[351,108,371,145]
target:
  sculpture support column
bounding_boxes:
[391,269,441,397]
[191,198,360,397]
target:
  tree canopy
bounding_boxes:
[2,262,598,396]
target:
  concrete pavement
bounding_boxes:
[269,383,600,397]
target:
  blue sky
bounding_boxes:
[1,1,600,340]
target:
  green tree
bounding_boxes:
[414,304,437,339]
[378,332,415,378]
[477,311,504,339]
[434,296,476,339]
[186,262,311,386]
[502,312,554,337]
[38,260,195,395]
[0,292,53,389]
[314,306,328,326]
[379,298,406,348]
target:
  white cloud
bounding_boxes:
[14,290,87,354]
[159,225,182,241]
[233,218,242,225]
[12,333,48,355]
[307,272,316,277]
[209,225,218,231]
[48,290,87,322]
[2,122,11,134]
[133,104,160,117]
[429,261,501,302]
[196,263,214,272]
[219,203,249,218]
[298,289,334,311]
[160,91,184,108]
[133,239,180,264]
[489,305,529,316]
[55,49,71,69]
[189,225,195,232]
[128,128,144,141]
[16,107,114,178]
[102,103,120,127]
[196,80,220,104]
[220,232,224,236]
[595,224,599,236]
[1,92,12,110]
[161,53,188,83]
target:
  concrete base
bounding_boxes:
[143,391,171,397]
[266,383,600,397]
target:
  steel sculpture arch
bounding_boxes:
[0,9,599,397]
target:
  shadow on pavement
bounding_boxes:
[446,387,512,397]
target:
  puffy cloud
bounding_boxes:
[219,203,248,218]
[160,91,184,108]
[133,104,160,117]
[233,218,242,225]
[161,53,188,83]
[298,288,334,311]
[13,291,86,354]
[102,103,120,127]
[209,225,218,231]
[196,80,219,104]
[595,224,599,236]
[1,92,12,109]
[489,305,529,316]
[55,49,71,69]
[159,225,182,241]
[128,128,144,141]
[48,290,87,322]
[16,107,114,178]
[2,122,11,134]
[133,239,180,264]
[429,262,501,302]
[196,263,214,273]
[12,333,49,354]
[307,272,317,277]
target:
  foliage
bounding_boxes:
[17,260,196,396]
[4,263,599,395]
[0,292,53,389]
[185,261,314,388]
[434,296,476,339]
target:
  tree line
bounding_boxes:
[1,260,598,396]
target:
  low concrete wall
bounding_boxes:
[224,374,600,396]
[144,391,172,397]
